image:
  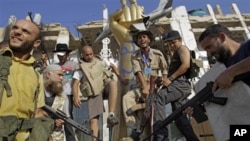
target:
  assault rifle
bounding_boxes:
[131,76,162,140]
[143,72,250,141]
[42,105,99,140]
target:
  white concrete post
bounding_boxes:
[231,3,250,40]
[206,4,218,24]
[101,4,110,141]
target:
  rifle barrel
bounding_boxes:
[42,105,99,140]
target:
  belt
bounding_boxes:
[17,118,35,130]
[0,116,34,130]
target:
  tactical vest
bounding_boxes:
[79,58,112,97]
[0,49,54,141]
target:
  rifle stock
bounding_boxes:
[42,105,99,140]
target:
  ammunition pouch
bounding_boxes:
[0,116,19,141]
[28,117,54,141]
[79,82,96,97]
[0,116,54,141]
[103,70,113,84]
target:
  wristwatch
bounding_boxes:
[169,76,175,82]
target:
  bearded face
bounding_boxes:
[44,79,63,95]
[213,39,231,63]
[9,39,35,53]
[216,47,231,63]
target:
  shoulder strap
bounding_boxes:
[0,51,12,105]
[32,67,41,118]
[79,62,91,83]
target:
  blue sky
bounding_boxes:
[1,0,250,37]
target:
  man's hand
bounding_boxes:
[110,63,119,75]
[73,96,81,108]
[162,77,172,86]
[212,69,234,93]
[35,108,48,118]
[182,107,194,116]
[55,119,64,127]
[142,87,149,96]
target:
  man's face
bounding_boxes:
[82,47,94,62]
[57,53,68,64]
[49,70,64,82]
[136,33,151,48]
[9,20,41,53]
[41,53,47,61]
[45,70,64,94]
[200,36,231,63]
[166,39,182,50]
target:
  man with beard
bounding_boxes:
[0,19,53,140]
[199,24,250,90]
[53,43,77,141]
[43,64,66,141]
[184,24,250,116]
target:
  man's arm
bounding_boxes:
[35,73,46,117]
[212,56,250,93]
[72,71,81,108]
[136,71,149,95]
[169,45,190,80]
[131,53,149,95]
[34,108,47,117]
[230,56,250,75]
[110,63,129,85]
[158,51,169,85]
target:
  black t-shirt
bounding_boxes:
[225,40,250,86]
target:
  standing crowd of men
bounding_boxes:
[0,14,250,141]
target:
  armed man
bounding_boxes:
[122,24,169,139]
[183,24,250,141]
[43,64,66,141]
[0,19,54,140]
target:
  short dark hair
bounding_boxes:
[34,23,42,40]
[198,24,232,42]
[28,20,42,40]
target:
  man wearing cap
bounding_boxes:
[53,43,77,141]
[153,30,199,141]
[43,64,66,141]
[122,28,169,138]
